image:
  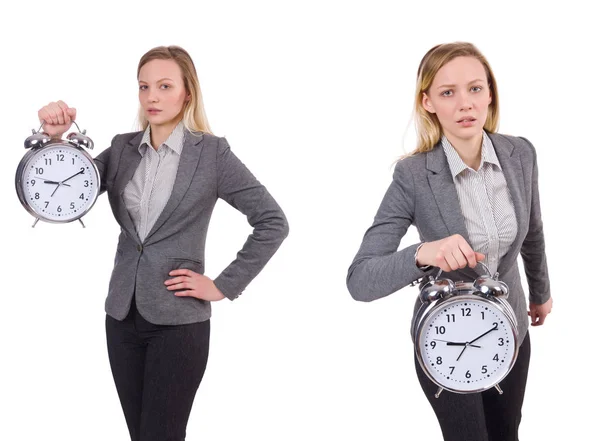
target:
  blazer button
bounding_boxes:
[137,245,143,252]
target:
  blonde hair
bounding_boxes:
[137,45,212,134]
[411,42,499,154]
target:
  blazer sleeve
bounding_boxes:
[213,137,289,300]
[519,137,552,305]
[93,135,118,195]
[346,160,433,302]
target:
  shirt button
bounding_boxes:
[137,245,143,252]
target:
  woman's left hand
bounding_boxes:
[165,269,226,301]
[528,296,553,326]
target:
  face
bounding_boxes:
[138,58,189,129]
[422,56,492,144]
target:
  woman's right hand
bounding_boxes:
[38,101,77,139]
[416,234,485,272]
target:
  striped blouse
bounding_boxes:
[123,122,185,242]
[441,132,518,275]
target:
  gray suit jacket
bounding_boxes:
[346,132,551,345]
[94,130,289,325]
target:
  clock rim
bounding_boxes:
[414,294,520,394]
[15,142,101,224]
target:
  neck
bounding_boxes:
[149,119,181,150]
[444,131,484,170]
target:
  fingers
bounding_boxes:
[458,239,478,268]
[38,101,76,126]
[434,235,479,271]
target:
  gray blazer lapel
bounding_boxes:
[113,132,144,242]
[488,133,528,276]
[143,131,205,244]
[426,143,471,243]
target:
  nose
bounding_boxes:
[146,87,159,103]
[457,90,473,111]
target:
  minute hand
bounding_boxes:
[61,170,84,184]
[468,324,499,345]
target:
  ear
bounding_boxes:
[422,92,436,114]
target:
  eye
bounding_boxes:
[160,84,171,89]
[471,86,483,92]
[139,85,147,91]
[441,90,453,97]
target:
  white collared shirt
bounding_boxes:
[123,122,186,242]
[441,132,518,274]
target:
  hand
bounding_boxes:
[38,101,77,139]
[416,234,485,272]
[529,296,553,326]
[165,269,225,301]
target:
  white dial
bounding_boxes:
[416,296,517,393]
[20,144,99,222]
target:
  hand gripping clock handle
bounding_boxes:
[37,120,84,134]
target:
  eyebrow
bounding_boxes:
[437,79,486,89]
[138,78,174,83]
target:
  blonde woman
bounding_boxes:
[347,42,552,441]
[38,46,289,441]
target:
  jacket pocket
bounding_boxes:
[166,257,204,274]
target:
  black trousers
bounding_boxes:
[415,332,531,441]
[105,298,210,441]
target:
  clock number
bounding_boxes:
[493,322,498,329]
[34,192,40,199]
[449,366,455,375]
[481,365,488,374]
[31,179,36,186]
[84,180,89,187]
[435,326,446,335]
[436,357,442,365]
[44,158,52,166]
[44,201,49,208]
[465,370,471,379]
[498,338,504,346]
[430,341,436,349]
[80,167,85,173]
[481,311,485,320]
[72,158,75,165]
[461,308,471,317]
[79,193,84,200]
[57,205,62,213]
[493,353,499,362]
[56,154,64,161]
[446,314,455,323]
[70,202,75,209]
[35,167,44,174]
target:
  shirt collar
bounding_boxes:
[441,131,501,177]
[138,121,186,156]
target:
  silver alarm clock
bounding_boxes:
[15,121,100,227]
[412,263,519,398]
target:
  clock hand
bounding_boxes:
[41,179,71,187]
[432,339,481,348]
[446,342,481,348]
[456,345,468,361]
[468,324,499,345]
[60,169,84,184]
[50,183,60,197]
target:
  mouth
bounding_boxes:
[457,116,476,123]
[147,108,162,114]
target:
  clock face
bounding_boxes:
[417,296,517,393]
[19,144,100,222]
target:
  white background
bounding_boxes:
[1,1,597,440]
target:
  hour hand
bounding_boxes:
[432,339,481,349]
[446,342,482,348]
[42,179,71,187]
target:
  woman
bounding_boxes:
[38,45,289,441]
[346,42,552,441]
